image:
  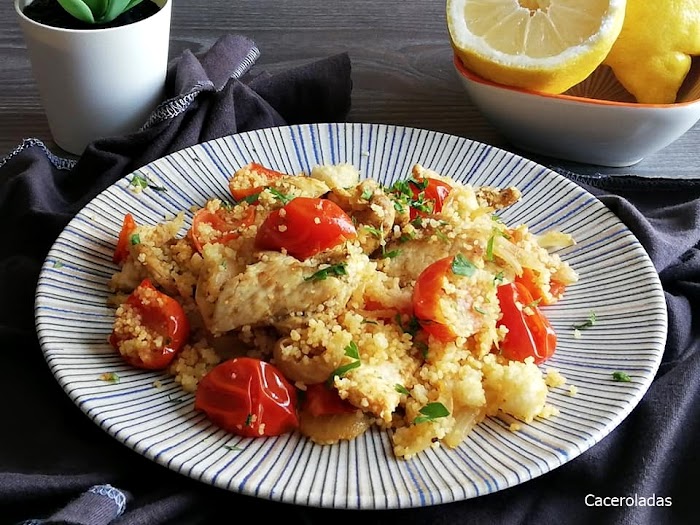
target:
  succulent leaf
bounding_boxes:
[101,0,145,23]
[83,0,109,17]
[57,0,147,24]
[56,0,96,24]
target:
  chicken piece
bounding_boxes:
[378,236,451,286]
[198,251,373,335]
[378,225,489,286]
[326,179,396,254]
[333,322,420,423]
[474,186,521,209]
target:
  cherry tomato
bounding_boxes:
[189,205,256,253]
[302,383,356,417]
[229,163,286,202]
[109,279,190,369]
[496,281,557,364]
[255,197,357,260]
[516,268,566,306]
[412,256,459,342]
[195,357,299,437]
[113,213,137,264]
[409,177,452,219]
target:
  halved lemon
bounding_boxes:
[447,0,627,94]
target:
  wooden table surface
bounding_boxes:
[1,0,698,177]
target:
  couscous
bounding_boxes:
[108,162,578,458]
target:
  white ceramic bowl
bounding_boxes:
[453,54,700,167]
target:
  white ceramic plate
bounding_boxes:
[35,123,667,509]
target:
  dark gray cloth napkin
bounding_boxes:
[1,34,697,525]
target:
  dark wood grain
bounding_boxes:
[1,0,698,177]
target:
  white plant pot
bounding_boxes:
[15,0,172,155]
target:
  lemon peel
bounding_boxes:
[447,0,627,94]
[603,0,700,104]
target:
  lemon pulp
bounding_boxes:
[447,0,627,93]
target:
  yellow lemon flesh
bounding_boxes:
[603,1,700,104]
[447,0,627,94]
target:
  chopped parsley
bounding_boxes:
[612,371,631,382]
[328,342,361,383]
[344,341,360,360]
[130,233,141,246]
[388,178,413,197]
[129,174,167,192]
[486,234,496,262]
[414,402,450,424]
[474,306,487,315]
[223,444,244,452]
[53,260,64,269]
[361,187,374,201]
[394,384,410,396]
[241,192,260,204]
[266,187,293,204]
[129,174,150,189]
[573,311,597,330]
[363,225,383,238]
[451,253,476,276]
[304,262,348,282]
[409,177,428,191]
[330,360,361,379]
[387,177,435,217]
[485,228,509,262]
[99,372,120,384]
[410,196,434,216]
[434,229,449,243]
[396,314,421,337]
[415,341,429,359]
[380,248,401,259]
[245,413,254,427]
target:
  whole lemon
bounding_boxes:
[603,1,700,104]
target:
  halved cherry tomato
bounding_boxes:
[189,205,256,253]
[412,256,458,342]
[516,268,566,306]
[496,281,557,364]
[409,177,452,219]
[229,163,286,202]
[113,213,137,264]
[109,278,190,369]
[195,357,299,437]
[255,197,357,260]
[302,383,356,417]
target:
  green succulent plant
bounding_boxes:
[57,0,145,24]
